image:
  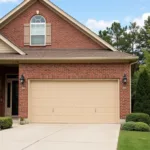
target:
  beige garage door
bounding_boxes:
[28,80,119,124]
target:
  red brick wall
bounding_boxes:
[0,1,102,49]
[19,63,131,119]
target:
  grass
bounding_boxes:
[118,131,150,150]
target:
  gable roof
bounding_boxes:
[0,0,117,52]
[0,34,26,55]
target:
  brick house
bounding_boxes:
[0,0,138,123]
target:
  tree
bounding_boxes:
[99,22,128,51]
[144,16,150,48]
[99,30,112,45]
[131,50,150,111]
[107,22,127,50]
[98,17,150,57]
[127,22,140,53]
[142,50,150,74]
[131,70,140,111]
[131,23,150,113]
[133,69,150,115]
[138,16,150,50]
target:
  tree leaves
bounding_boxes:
[99,17,150,54]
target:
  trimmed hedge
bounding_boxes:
[126,113,150,125]
[0,117,13,129]
[122,122,150,132]
[135,122,150,131]
[122,122,135,131]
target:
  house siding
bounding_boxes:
[0,1,102,49]
[19,63,131,119]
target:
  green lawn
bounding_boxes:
[118,131,150,150]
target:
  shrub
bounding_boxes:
[122,122,150,132]
[122,122,135,131]
[135,122,150,132]
[0,117,13,129]
[126,113,150,125]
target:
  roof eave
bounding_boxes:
[0,57,139,64]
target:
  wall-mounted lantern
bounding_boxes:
[122,74,127,84]
[20,75,25,84]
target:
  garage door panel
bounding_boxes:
[54,107,95,114]
[31,90,59,98]
[96,108,117,113]
[31,99,116,108]
[31,96,117,106]
[31,97,118,105]
[31,93,118,104]
[32,107,53,115]
[73,100,116,107]
[29,80,119,124]
[31,107,117,114]
[54,108,116,116]
[32,108,117,116]
[31,99,76,107]
[31,114,118,124]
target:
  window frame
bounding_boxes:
[30,15,46,46]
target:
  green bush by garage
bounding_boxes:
[0,117,13,129]
[126,113,150,125]
[122,122,150,132]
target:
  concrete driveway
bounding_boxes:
[0,124,120,150]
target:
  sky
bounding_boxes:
[0,0,150,34]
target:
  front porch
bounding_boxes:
[0,65,19,117]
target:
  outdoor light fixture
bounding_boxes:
[20,75,25,84]
[122,74,127,84]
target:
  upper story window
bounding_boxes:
[30,15,46,46]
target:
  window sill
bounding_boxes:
[29,45,47,47]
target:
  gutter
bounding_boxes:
[0,58,139,64]
[0,56,139,61]
[130,61,138,65]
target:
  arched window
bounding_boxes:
[30,15,46,46]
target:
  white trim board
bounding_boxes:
[0,34,26,55]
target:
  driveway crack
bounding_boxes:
[21,125,71,150]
